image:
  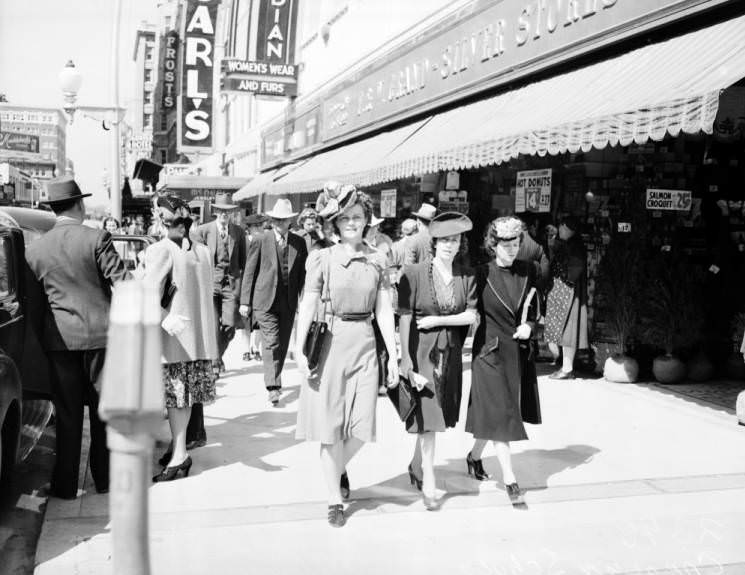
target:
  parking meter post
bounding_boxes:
[99,281,164,575]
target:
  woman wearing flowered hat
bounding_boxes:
[397,212,478,510]
[465,216,542,506]
[295,185,399,528]
[142,198,219,482]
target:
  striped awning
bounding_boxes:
[248,14,745,196]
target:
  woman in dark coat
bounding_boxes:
[398,213,478,510]
[465,216,542,505]
[544,216,588,379]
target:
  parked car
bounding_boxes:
[0,207,153,487]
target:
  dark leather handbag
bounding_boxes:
[303,254,331,370]
[386,376,417,422]
[160,269,177,309]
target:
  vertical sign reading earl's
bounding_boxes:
[255,0,299,65]
[162,30,179,109]
[179,0,220,152]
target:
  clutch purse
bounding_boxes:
[387,376,417,422]
[304,253,331,371]
[160,271,177,309]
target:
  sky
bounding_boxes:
[0,0,159,208]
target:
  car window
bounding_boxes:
[112,237,152,272]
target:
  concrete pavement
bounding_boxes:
[34,335,745,574]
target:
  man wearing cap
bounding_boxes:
[26,176,130,498]
[191,192,247,368]
[240,198,308,405]
[405,203,437,265]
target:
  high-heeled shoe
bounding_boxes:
[340,472,350,500]
[466,452,490,481]
[408,464,423,491]
[506,482,524,506]
[152,456,193,483]
[327,504,345,527]
[422,493,441,511]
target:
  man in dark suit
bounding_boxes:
[26,176,129,498]
[240,198,307,405]
[191,192,247,366]
[404,203,436,264]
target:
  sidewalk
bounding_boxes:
[34,337,745,574]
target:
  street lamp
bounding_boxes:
[58,58,124,220]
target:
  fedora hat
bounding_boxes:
[411,203,436,221]
[244,213,265,226]
[264,198,298,219]
[42,176,91,204]
[211,192,238,211]
[429,212,473,238]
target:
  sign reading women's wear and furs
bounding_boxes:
[515,169,552,213]
[179,0,220,153]
[645,189,692,211]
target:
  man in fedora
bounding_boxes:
[405,202,437,265]
[26,176,130,498]
[192,192,247,367]
[240,198,307,405]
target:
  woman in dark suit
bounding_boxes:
[465,216,542,505]
[398,213,478,510]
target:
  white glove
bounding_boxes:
[513,323,532,340]
[162,314,190,336]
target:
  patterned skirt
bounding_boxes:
[163,359,219,409]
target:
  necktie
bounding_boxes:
[220,226,227,241]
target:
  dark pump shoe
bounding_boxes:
[153,456,193,483]
[506,482,525,506]
[327,504,346,527]
[549,369,575,380]
[340,472,350,500]
[408,464,423,491]
[466,452,490,481]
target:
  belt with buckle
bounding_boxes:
[336,311,372,321]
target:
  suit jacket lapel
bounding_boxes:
[487,262,516,318]
[228,224,236,258]
[288,235,297,272]
[207,222,217,259]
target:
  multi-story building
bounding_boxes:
[0,104,67,181]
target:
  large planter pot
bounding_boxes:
[652,354,686,384]
[725,353,745,380]
[686,353,715,382]
[603,354,639,383]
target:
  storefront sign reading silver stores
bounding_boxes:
[321,0,727,143]
[646,189,692,211]
[178,0,220,153]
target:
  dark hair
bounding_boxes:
[49,197,82,214]
[102,217,120,230]
[331,190,374,237]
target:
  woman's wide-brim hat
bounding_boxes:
[42,176,91,204]
[265,198,298,219]
[156,195,192,225]
[318,184,357,220]
[429,212,473,238]
[211,192,239,211]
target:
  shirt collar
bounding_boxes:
[55,215,82,225]
[331,243,371,268]
[274,228,286,243]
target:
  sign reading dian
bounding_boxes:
[179,0,220,153]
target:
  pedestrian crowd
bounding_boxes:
[28,176,593,528]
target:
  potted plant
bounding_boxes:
[725,312,745,380]
[595,236,642,383]
[639,248,705,384]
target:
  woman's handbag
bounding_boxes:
[160,270,177,309]
[303,254,332,370]
[386,375,417,422]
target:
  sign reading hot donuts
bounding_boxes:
[179,0,220,153]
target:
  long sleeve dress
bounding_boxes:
[466,260,542,441]
[398,260,477,432]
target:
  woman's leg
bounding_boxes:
[419,432,436,497]
[492,441,516,485]
[342,436,364,467]
[410,435,423,472]
[167,406,192,466]
[548,342,560,363]
[561,346,576,373]
[470,438,489,460]
[320,442,344,505]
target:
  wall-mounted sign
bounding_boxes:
[380,189,397,218]
[438,190,469,214]
[617,222,632,233]
[445,171,460,190]
[515,169,551,213]
[316,0,720,144]
[254,0,299,65]
[221,59,298,97]
[221,75,297,97]
[127,135,153,154]
[164,163,199,177]
[0,131,39,154]
[161,30,179,109]
[646,189,692,211]
[179,0,220,153]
